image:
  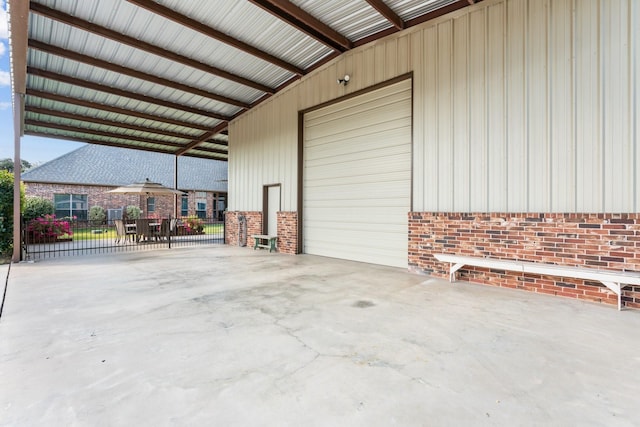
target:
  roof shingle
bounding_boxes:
[22,144,228,192]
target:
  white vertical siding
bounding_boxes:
[468,9,487,211]
[437,20,454,211]
[549,0,573,210]
[574,0,601,211]
[453,14,470,211]
[602,0,632,211]
[506,0,527,211]
[229,0,640,214]
[487,3,507,211]
[526,0,550,211]
[635,0,640,210]
[422,25,440,209]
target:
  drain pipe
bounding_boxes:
[238,214,247,247]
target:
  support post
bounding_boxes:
[12,95,24,263]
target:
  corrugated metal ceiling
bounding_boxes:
[10,0,476,161]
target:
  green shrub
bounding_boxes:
[24,196,54,221]
[0,170,25,257]
[89,206,106,226]
[126,205,142,219]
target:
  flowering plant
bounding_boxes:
[183,215,204,233]
[26,215,74,240]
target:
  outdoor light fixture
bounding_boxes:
[337,75,350,86]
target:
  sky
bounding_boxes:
[0,0,84,166]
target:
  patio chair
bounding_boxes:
[114,220,134,244]
[157,219,169,240]
[156,218,179,241]
[135,219,151,242]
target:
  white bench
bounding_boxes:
[433,253,640,311]
[252,234,277,252]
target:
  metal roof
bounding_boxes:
[8,0,477,161]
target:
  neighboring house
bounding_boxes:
[22,145,227,221]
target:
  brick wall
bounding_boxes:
[408,212,640,310]
[225,211,262,247]
[277,211,298,254]
[26,182,141,215]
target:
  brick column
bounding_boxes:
[224,211,262,247]
[277,211,298,254]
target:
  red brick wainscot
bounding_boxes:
[225,211,262,247]
[277,212,298,254]
[408,212,640,310]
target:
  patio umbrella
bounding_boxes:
[107,178,185,196]
[108,179,185,217]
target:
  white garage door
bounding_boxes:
[303,79,412,268]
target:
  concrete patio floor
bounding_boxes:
[1,246,639,426]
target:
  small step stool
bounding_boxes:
[252,234,277,252]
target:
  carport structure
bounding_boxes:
[7,1,640,310]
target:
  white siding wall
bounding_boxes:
[229,0,639,213]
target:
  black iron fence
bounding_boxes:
[22,215,225,260]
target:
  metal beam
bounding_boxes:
[126,0,304,76]
[181,152,228,161]
[28,40,251,109]
[24,119,188,148]
[204,139,229,147]
[24,106,197,141]
[248,0,351,52]
[27,67,234,121]
[354,0,475,48]
[365,0,404,30]
[181,145,228,157]
[175,122,228,156]
[26,89,217,132]
[405,0,474,27]
[30,2,274,94]
[24,131,181,156]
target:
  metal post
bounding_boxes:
[174,156,178,218]
[12,95,24,263]
[167,215,172,249]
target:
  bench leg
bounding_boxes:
[448,262,466,282]
[254,237,259,250]
[269,238,276,253]
[601,281,623,311]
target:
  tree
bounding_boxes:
[0,158,33,173]
[0,170,25,257]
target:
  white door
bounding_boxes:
[267,185,280,236]
[303,79,412,268]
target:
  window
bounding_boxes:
[215,194,226,221]
[147,197,155,213]
[196,191,206,219]
[54,194,88,220]
[181,195,189,217]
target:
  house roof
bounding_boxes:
[21,144,228,192]
[8,0,481,161]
